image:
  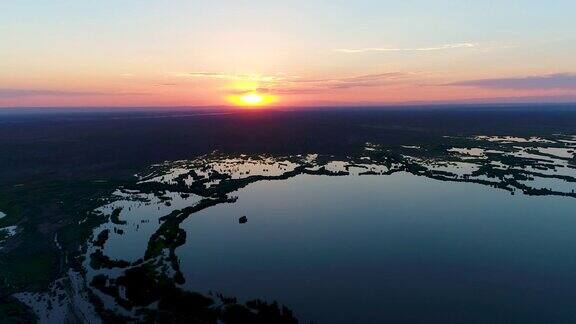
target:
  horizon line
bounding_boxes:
[1,101,576,111]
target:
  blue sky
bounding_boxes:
[1,0,576,106]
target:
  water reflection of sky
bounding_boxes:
[17,134,576,323]
[95,191,203,262]
[177,172,576,323]
[85,134,576,322]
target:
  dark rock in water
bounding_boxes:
[94,229,109,248]
[239,216,248,224]
[111,207,127,225]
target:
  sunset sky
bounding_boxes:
[1,0,576,107]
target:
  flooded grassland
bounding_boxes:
[7,133,576,323]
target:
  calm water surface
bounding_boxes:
[177,172,576,323]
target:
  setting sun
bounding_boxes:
[241,93,264,105]
[228,92,277,107]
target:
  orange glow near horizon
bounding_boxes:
[2,2,576,108]
[227,92,278,107]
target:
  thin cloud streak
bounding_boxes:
[0,89,145,98]
[335,42,477,54]
[305,72,411,90]
[187,71,415,95]
[186,72,284,82]
[269,72,414,94]
[448,73,576,89]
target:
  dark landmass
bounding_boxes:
[1,104,576,322]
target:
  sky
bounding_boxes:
[1,0,576,107]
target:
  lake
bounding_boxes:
[12,133,576,323]
[178,172,576,323]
